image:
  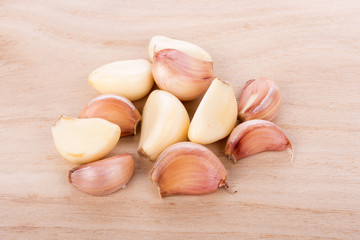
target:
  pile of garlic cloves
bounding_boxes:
[52,35,292,197]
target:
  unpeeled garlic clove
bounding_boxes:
[238,78,281,121]
[225,119,293,164]
[88,59,154,101]
[188,78,238,144]
[148,35,212,62]
[138,90,190,161]
[79,94,141,137]
[150,142,229,197]
[68,154,135,196]
[152,49,214,101]
[51,117,120,164]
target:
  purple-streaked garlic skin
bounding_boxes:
[152,49,215,101]
[79,94,141,137]
[150,142,227,197]
[238,78,281,121]
[68,154,135,196]
[225,120,292,163]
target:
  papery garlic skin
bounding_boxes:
[225,119,292,163]
[152,49,214,101]
[138,90,190,161]
[148,35,212,62]
[238,78,281,121]
[150,142,227,197]
[51,117,120,164]
[88,59,154,101]
[188,78,238,144]
[79,94,141,137]
[68,154,135,196]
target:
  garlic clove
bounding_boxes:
[188,78,238,144]
[68,153,135,196]
[51,117,120,164]
[225,119,293,163]
[88,59,154,101]
[148,35,212,62]
[238,78,281,121]
[152,49,215,101]
[79,94,141,137]
[150,142,228,197]
[138,90,190,161]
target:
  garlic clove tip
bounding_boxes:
[223,182,237,194]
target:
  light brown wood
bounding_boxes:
[1,0,360,239]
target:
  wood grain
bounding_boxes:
[1,0,360,239]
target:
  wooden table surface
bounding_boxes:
[1,0,360,239]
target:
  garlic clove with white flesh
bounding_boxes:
[238,78,281,121]
[225,119,293,163]
[79,94,141,137]
[188,78,238,144]
[148,35,212,62]
[138,90,190,161]
[88,59,154,101]
[68,153,135,196]
[51,117,120,164]
[152,49,215,101]
[150,142,229,197]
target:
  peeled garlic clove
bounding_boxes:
[138,90,190,161]
[68,153,135,196]
[188,78,238,144]
[79,94,141,137]
[225,119,293,163]
[238,78,281,121]
[88,59,154,101]
[152,49,214,101]
[148,35,212,62]
[51,117,120,164]
[150,142,228,197]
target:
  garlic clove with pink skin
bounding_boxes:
[238,78,281,121]
[152,49,215,101]
[79,94,141,137]
[150,142,231,197]
[225,119,293,164]
[68,154,135,196]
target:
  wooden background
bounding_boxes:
[1,0,360,239]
